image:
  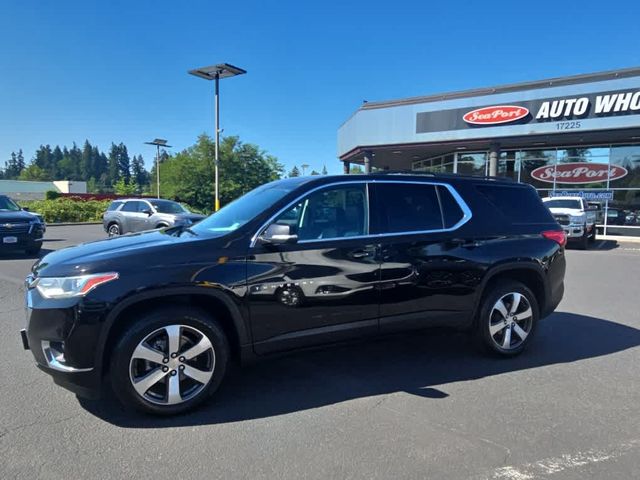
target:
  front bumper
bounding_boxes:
[0,224,44,250]
[22,286,106,398]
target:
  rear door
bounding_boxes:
[120,200,146,233]
[370,181,479,333]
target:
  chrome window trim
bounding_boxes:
[249,179,473,248]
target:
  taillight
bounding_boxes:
[542,230,567,247]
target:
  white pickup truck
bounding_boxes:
[543,196,597,249]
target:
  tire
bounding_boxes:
[476,281,539,357]
[589,224,597,243]
[110,306,229,415]
[107,223,121,237]
[25,244,42,255]
[577,228,589,250]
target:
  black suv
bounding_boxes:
[21,174,566,415]
[0,195,45,255]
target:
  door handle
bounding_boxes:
[452,239,484,248]
[351,250,373,259]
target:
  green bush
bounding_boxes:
[45,190,61,200]
[20,198,111,223]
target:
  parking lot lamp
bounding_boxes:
[145,139,172,199]
[188,63,247,211]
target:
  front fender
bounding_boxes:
[94,285,251,374]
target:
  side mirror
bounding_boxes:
[259,223,298,244]
[142,209,153,216]
[22,207,30,212]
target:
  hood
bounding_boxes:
[0,210,37,223]
[32,228,211,277]
[547,207,584,216]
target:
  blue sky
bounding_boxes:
[1,0,639,175]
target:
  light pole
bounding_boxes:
[145,139,172,198]
[188,63,247,211]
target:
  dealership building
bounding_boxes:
[338,67,640,236]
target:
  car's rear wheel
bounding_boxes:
[110,306,229,415]
[476,281,538,356]
[107,223,121,237]
[589,224,597,243]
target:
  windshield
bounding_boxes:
[0,196,21,212]
[191,180,302,237]
[150,200,189,214]
[544,199,582,209]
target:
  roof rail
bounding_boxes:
[370,170,515,182]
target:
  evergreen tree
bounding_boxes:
[51,146,64,179]
[310,170,320,175]
[108,143,120,186]
[322,165,328,175]
[81,140,93,180]
[117,143,131,183]
[16,149,25,173]
[131,155,149,189]
[288,166,300,177]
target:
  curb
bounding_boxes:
[46,222,103,227]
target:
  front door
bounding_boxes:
[247,183,380,354]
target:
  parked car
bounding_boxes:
[542,196,597,249]
[606,208,626,226]
[21,173,566,415]
[102,198,205,236]
[0,195,46,255]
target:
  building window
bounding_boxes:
[456,152,487,176]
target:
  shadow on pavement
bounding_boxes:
[79,312,640,427]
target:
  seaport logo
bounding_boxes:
[462,105,529,125]
[531,162,628,184]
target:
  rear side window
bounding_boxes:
[437,186,464,228]
[476,185,554,224]
[121,201,142,212]
[107,201,123,211]
[373,183,443,233]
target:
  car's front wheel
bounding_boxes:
[476,281,538,356]
[110,306,229,415]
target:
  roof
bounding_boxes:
[0,179,57,194]
[358,66,640,111]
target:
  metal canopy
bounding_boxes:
[188,63,247,81]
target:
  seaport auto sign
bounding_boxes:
[416,88,640,133]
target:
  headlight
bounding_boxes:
[570,215,584,224]
[35,272,119,299]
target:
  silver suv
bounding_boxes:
[103,198,205,236]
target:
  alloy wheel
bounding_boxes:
[108,224,120,236]
[488,292,533,350]
[129,324,216,405]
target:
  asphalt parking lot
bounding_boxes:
[1,225,639,479]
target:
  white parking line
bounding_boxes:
[486,440,639,479]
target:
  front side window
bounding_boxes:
[271,184,369,241]
[373,183,443,234]
[543,199,582,209]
